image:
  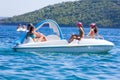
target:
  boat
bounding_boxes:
[16,25,27,32]
[16,27,23,31]
[17,28,27,32]
[13,19,114,53]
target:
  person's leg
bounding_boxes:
[76,36,81,40]
[68,34,77,43]
[42,36,47,41]
[38,36,44,42]
[37,35,47,42]
[35,32,42,38]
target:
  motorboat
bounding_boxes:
[16,25,27,32]
[17,28,27,32]
[13,19,114,53]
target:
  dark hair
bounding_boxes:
[28,23,34,27]
[27,23,34,30]
[94,26,98,34]
[29,26,34,33]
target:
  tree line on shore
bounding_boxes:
[0,0,119,27]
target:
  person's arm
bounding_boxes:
[34,32,42,38]
[87,29,93,37]
[90,29,95,38]
[81,28,84,38]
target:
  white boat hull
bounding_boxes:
[13,39,114,53]
[14,45,113,53]
[14,19,114,53]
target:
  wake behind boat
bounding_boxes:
[13,19,114,53]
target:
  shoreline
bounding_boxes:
[0,24,120,29]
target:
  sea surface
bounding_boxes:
[0,25,120,80]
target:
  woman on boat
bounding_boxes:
[26,24,47,42]
[87,23,98,38]
[68,22,84,43]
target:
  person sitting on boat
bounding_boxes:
[26,24,47,42]
[87,23,98,38]
[68,22,84,43]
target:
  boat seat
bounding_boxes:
[47,35,60,40]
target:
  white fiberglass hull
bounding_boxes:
[13,39,114,53]
[14,45,113,53]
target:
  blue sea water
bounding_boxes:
[0,25,120,80]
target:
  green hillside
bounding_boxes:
[0,0,120,27]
